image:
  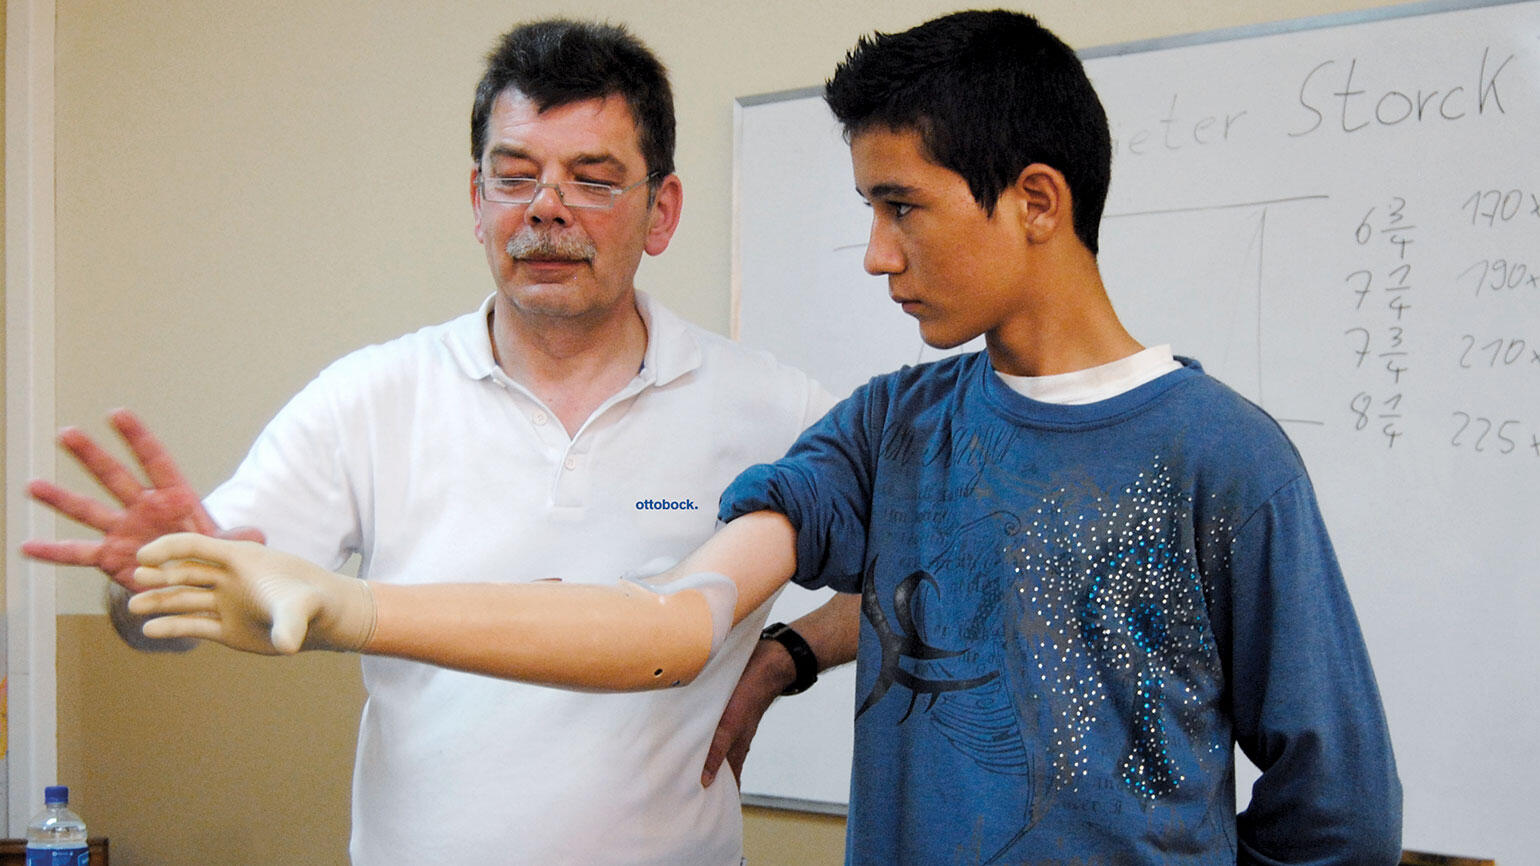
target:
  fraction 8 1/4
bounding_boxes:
[1350,392,1404,448]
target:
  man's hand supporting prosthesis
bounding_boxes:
[22,409,266,651]
[129,511,798,692]
[23,410,266,590]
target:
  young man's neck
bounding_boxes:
[986,253,1143,377]
[489,292,649,435]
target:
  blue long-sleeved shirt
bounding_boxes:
[723,353,1400,865]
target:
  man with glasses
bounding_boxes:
[25,18,843,865]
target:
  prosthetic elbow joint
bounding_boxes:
[631,570,738,660]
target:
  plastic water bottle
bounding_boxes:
[25,786,89,866]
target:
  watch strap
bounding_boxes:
[760,621,819,695]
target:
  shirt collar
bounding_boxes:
[632,290,704,388]
[440,291,704,388]
[440,294,502,381]
[993,345,1181,405]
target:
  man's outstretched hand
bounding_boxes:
[22,409,263,592]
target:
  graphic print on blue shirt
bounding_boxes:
[856,558,1000,721]
[1004,456,1227,804]
[856,449,1231,861]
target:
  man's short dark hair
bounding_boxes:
[471,19,675,180]
[825,10,1112,254]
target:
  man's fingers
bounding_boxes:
[128,585,221,616]
[726,743,750,785]
[27,479,120,531]
[110,411,215,533]
[57,426,145,505]
[50,413,218,534]
[141,613,224,643]
[138,532,251,569]
[220,526,268,544]
[702,730,731,786]
[136,487,212,534]
[19,538,106,568]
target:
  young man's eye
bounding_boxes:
[863,199,913,219]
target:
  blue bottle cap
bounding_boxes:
[43,786,68,804]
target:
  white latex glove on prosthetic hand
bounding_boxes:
[130,533,376,654]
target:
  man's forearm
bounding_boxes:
[759,591,861,692]
[794,590,861,671]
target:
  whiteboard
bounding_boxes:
[731,1,1540,860]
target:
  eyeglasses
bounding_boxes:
[477,172,659,210]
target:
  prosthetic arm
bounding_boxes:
[129,511,797,691]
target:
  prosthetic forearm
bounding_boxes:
[365,576,728,690]
[129,514,794,691]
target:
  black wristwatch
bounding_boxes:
[760,621,819,695]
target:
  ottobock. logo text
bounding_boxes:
[635,498,699,511]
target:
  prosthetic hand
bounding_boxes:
[131,534,376,654]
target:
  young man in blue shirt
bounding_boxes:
[127,10,1401,864]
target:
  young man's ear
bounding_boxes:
[1011,163,1072,245]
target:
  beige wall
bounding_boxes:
[26,0,1404,862]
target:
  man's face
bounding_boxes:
[851,127,1035,350]
[472,90,679,322]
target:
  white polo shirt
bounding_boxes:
[206,292,831,865]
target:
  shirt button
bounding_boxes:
[532,411,549,426]
[563,456,578,471]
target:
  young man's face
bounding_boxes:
[471,90,679,323]
[851,127,1036,350]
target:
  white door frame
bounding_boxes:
[5,0,59,834]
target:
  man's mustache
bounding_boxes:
[505,229,597,262]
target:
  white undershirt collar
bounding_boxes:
[994,345,1182,405]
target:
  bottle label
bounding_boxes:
[25,847,88,866]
